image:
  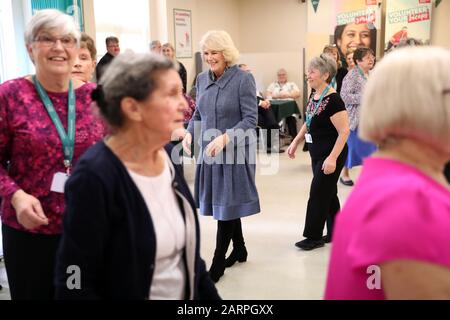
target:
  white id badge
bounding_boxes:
[50,172,69,193]
[305,133,313,144]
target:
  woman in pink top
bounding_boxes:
[325,47,450,299]
[0,10,104,299]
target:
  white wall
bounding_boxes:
[79,0,449,91]
[431,0,450,48]
[166,0,240,90]
[238,0,307,98]
[165,0,307,99]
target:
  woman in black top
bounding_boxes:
[287,54,350,250]
[162,42,187,93]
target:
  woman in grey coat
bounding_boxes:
[183,30,260,282]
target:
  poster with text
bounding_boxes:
[174,9,192,58]
[385,0,432,53]
[333,0,381,67]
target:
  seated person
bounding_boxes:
[239,64,283,153]
[266,68,301,100]
[266,68,301,138]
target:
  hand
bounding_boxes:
[172,127,186,141]
[182,132,193,156]
[11,190,48,230]
[322,156,337,175]
[279,91,290,99]
[205,134,230,157]
[287,140,299,159]
[260,100,271,109]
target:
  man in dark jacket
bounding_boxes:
[95,36,120,81]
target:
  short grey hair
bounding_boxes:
[24,9,80,46]
[99,52,174,128]
[360,47,450,149]
[308,54,337,83]
[200,30,239,66]
[150,40,161,50]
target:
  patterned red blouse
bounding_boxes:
[0,78,105,235]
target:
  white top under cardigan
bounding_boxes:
[128,154,187,300]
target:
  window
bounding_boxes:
[93,0,150,60]
[30,0,84,31]
[0,0,20,82]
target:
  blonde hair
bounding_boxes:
[323,44,342,68]
[80,33,96,60]
[360,47,450,150]
[199,30,239,65]
[162,42,175,52]
[345,48,356,57]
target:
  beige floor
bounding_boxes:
[0,148,360,300]
[185,149,359,300]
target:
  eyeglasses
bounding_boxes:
[34,35,77,49]
[107,44,120,48]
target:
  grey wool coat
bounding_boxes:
[187,65,261,221]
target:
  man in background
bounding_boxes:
[96,36,120,81]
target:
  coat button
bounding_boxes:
[173,182,178,187]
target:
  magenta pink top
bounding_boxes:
[0,78,105,235]
[325,157,450,299]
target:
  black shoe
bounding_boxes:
[339,177,354,186]
[209,259,225,283]
[322,235,332,243]
[225,247,248,268]
[295,238,325,251]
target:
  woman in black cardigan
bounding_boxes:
[162,42,187,93]
[55,53,220,300]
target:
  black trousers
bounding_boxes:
[258,106,279,150]
[303,146,348,240]
[2,224,61,300]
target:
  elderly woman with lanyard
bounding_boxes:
[340,47,377,179]
[55,52,220,300]
[287,54,350,250]
[0,9,104,299]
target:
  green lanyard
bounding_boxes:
[32,75,76,173]
[330,76,336,89]
[306,83,332,132]
[357,66,368,81]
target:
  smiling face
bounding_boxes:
[356,52,375,73]
[277,69,288,84]
[162,46,174,59]
[27,28,78,78]
[337,23,371,57]
[307,67,328,90]
[203,49,227,77]
[107,41,120,56]
[136,69,186,141]
[72,47,96,82]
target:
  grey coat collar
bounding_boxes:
[206,64,239,89]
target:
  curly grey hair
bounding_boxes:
[99,52,175,128]
[308,54,337,84]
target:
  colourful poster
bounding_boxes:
[174,9,192,58]
[385,0,432,52]
[332,1,381,67]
